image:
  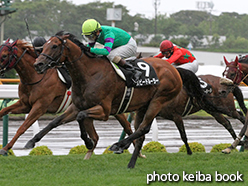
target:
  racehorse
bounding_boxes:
[158,71,246,155]
[34,31,229,168]
[27,67,244,158]
[34,31,183,168]
[222,56,248,153]
[0,39,133,155]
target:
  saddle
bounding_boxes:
[57,65,72,89]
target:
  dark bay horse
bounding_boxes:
[0,39,133,155]
[34,32,182,168]
[159,71,246,155]
[222,56,248,153]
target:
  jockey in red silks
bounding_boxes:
[154,40,199,73]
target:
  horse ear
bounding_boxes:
[5,38,10,44]
[11,39,18,47]
[223,56,229,65]
[234,56,239,65]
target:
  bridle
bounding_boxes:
[223,63,246,85]
[0,43,20,75]
[0,41,46,85]
[39,35,84,69]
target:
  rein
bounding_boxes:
[21,70,47,86]
[40,35,84,67]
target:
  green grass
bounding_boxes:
[0,152,247,186]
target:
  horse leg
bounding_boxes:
[76,111,95,150]
[233,86,248,114]
[210,112,237,140]
[128,136,145,168]
[0,103,46,155]
[0,100,30,117]
[222,112,248,154]
[109,101,157,155]
[127,110,146,168]
[114,114,133,136]
[83,118,98,160]
[114,113,146,157]
[25,104,78,149]
[76,105,110,150]
[173,116,192,155]
[231,110,246,124]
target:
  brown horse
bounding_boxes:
[222,56,248,153]
[34,31,182,168]
[0,39,133,155]
[158,70,246,155]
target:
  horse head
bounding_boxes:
[222,56,243,85]
[218,77,235,97]
[34,32,84,74]
[0,39,18,75]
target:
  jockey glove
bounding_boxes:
[78,43,91,52]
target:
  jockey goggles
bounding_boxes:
[161,51,171,55]
[85,34,95,40]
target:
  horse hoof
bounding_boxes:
[114,149,124,154]
[187,151,193,155]
[109,143,122,153]
[84,152,93,160]
[24,140,35,149]
[222,148,231,154]
[139,153,146,159]
[0,149,8,155]
[127,163,135,169]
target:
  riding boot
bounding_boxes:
[119,59,142,82]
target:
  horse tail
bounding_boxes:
[176,68,226,113]
[177,67,206,97]
[233,86,247,115]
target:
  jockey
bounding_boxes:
[33,36,46,56]
[81,18,142,82]
[154,40,212,92]
[154,40,199,73]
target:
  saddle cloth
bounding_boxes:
[111,59,160,88]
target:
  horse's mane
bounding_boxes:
[16,39,37,58]
[55,31,81,47]
[55,30,103,59]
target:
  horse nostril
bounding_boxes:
[34,62,44,72]
[34,62,43,68]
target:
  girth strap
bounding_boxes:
[56,87,72,113]
[182,97,194,117]
[116,86,134,114]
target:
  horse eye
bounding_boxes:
[2,54,7,59]
[52,45,58,49]
[230,73,235,78]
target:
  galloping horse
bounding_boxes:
[222,56,248,153]
[34,32,183,168]
[159,72,246,155]
[0,39,133,155]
